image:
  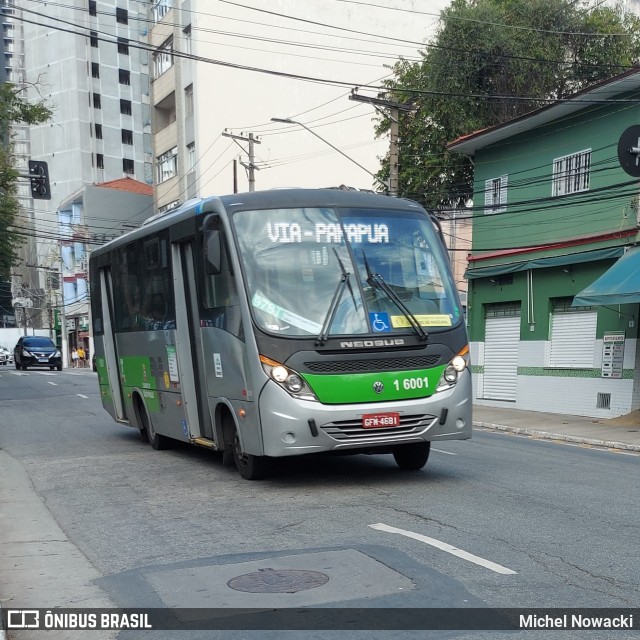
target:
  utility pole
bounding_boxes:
[233,158,238,194]
[222,131,261,192]
[349,91,415,197]
[59,250,68,369]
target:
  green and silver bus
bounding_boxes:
[90,189,471,479]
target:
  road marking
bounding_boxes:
[10,371,28,376]
[369,522,517,575]
[47,381,57,386]
[432,448,456,456]
[76,394,89,399]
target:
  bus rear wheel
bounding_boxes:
[392,442,430,471]
[232,430,269,480]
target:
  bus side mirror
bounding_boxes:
[205,230,222,275]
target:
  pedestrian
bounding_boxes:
[77,346,85,368]
[71,347,79,368]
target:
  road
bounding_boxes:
[0,368,638,639]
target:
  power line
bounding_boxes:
[13,7,640,102]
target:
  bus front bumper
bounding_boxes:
[257,373,472,458]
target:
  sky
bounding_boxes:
[190,0,452,195]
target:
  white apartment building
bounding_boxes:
[4,0,152,331]
[146,0,442,209]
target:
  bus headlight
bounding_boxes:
[260,355,318,401]
[436,347,469,392]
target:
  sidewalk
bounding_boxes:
[473,404,640,452]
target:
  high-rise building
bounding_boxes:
[4,0,152,331]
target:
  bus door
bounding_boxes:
[171,240,213,442]
[99,268,126,421]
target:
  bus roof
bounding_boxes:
[90,188,424,257]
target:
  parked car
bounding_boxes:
[14,336,62,371]
[0,346,13,366]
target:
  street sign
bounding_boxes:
[617,126,640,177]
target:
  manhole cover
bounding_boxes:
[227,568,329,593]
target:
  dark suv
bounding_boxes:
[14,336,62,371]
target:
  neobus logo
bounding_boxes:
[339,338,405,349]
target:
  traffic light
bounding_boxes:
[28,160,51,200]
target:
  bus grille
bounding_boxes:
[322,413,436,441]
[305,356,440,374]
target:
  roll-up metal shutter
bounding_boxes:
[484,312,520,401]
[549,311,597,368]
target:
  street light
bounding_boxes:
[271,117,388,192]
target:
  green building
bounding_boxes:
[448,69,640,418]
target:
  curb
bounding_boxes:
[473,421,640,453]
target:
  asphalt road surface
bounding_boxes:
[0,368,638,639]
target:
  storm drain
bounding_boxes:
[227,568,329,593]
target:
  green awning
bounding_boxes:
[465,246,624,280]
[572,246,640,307]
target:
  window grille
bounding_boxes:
[552,150,591,197]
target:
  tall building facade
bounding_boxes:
[148,0,191,212]
[4,0,152,332]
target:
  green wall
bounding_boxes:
[468,260,639,342]
[471,90,640,257]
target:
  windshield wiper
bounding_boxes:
[362,251,428,342]
[316,250,356,346]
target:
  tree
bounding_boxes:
[376,0,640,209]
[0,83,51,278]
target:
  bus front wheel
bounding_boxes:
[137,399,169,450]
[232,430,269,480]
[392,442,430,471]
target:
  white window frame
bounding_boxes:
[552,149,591,197]
[187,142,196,171]
[484,174,508,214]
[152,0,171,23]
[185,84,194,116]
[158,200,180,213]
[153,38,173,79]
[183,25,192,55]
[156,147,177,183]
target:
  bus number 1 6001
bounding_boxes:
[393,376,429,391]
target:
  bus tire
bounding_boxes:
[232,429,269,480]
[392,442,430,471]
[137,397,169,451]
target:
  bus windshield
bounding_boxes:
[233,206,462,338]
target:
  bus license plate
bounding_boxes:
[362,412,401,429]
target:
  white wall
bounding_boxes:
[0,328,51,351]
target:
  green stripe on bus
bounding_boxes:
[303,366,447,404]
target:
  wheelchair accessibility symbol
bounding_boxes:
[369,312,391,333]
